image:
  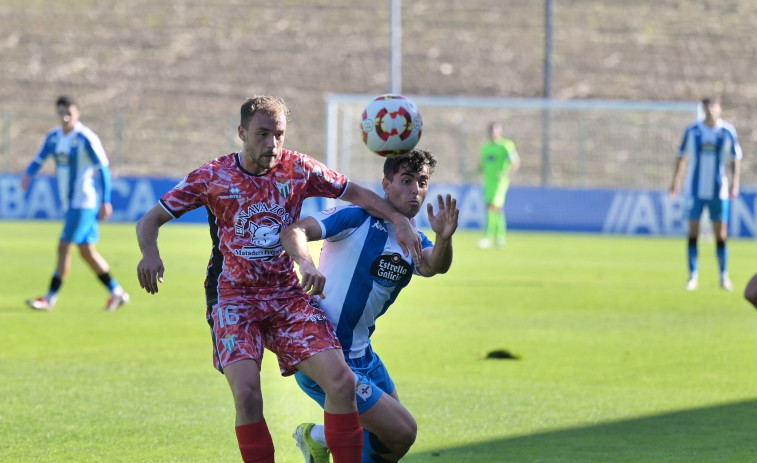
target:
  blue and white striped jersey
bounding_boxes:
[678,120,742,200]
[312,205,433,358]
[25,121,111,210]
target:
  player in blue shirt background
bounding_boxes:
[281,148,459,463]
[669,96,742,291]
[22,96,129,311]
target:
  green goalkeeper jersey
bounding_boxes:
[481,138,519,189]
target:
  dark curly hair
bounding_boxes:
[383,148,437,180]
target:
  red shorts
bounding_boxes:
[206,294,341,376]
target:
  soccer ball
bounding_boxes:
[360,94,422,157]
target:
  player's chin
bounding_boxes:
[406,204,422,217]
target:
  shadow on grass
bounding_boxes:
[407,400,757,462]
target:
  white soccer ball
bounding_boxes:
[360,94,422,157]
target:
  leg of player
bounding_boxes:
[79,243,129,310]
[224,359,275,463]
[686,220,700,290]
[358,390,417,462]
[713,220,732,291]
[296,349,363,463]
[26,241,72,310]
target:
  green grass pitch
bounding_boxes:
[3,220,757,462]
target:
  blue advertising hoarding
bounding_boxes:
[2,175,757,238]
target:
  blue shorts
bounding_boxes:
[60,208,100,244]
[688,198,729,223]
[295,345,395,415]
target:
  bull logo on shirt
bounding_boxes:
[234,203,291,261]
[250,222,281,248]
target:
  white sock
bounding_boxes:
[45,293,59,305]
[310,424,327,447]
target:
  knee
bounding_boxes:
[391,420,417,454]
[375,416,417,455]
[230,383,263,415]
[78,244,94,259]
[318,366,357,402]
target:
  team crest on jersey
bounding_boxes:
[221,334,237,352]
[276,180,291,198]
[234,203,291,261]
[356,382,373,401]
[371,252,412,287]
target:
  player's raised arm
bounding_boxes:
[341,182,422,263]
[280,217,326,297]
[136,205,174,294]
[417,194,459,277]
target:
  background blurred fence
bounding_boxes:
[2,97,700,191]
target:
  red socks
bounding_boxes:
[324,411,364,463]
[235,420,275,463]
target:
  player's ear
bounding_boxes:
[238,125,246,142]
[382,177,391,194]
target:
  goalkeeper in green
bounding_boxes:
[479,122,520,248]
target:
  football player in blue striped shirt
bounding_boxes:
[282,148,459,463]
[21,96,128,311]
[670,96,742,291]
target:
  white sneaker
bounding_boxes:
[105,292,130,311]
[27,296,54,311]
[478,238,492,249]
[720,276,733,291]
[685,278,698,291]
[496,238,507,247]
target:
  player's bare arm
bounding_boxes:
[731,158,741,199]
[20,174,32,191]
[99,202,113,222]
[417,194,458,277]
[136,205,173,294]
[341,182,422,263]
[280,217,326,297]
[669,156,687,197]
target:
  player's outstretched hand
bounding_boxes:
[427,194,459,240]
[137,254,165,294]
[298,261,326,298]
[395,216,423,264]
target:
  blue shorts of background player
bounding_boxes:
[61,207,100,244]
[295,345,394,415]
[688,198,729,222]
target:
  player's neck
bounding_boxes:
[239,151,273,175]
[704,117,718,128]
